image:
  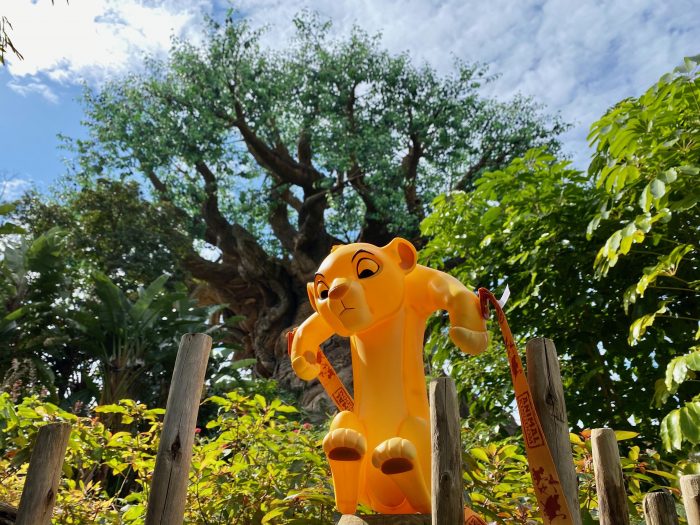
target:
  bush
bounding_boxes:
[0,392,335,524]
[0,393,694,524]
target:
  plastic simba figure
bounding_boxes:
[290,238,488,515]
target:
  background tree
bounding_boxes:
[19,179,191,293]
[423,57,699,448]
[587,55,699,451]
[1,192,234,410]
[421,148,670,442]
[0,227,71,400]
[71,12,566,410]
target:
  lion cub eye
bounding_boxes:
[316,282,329,300]
[357,258,379,279]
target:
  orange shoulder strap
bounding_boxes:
[286,329,354,412]
[478,287,574,525]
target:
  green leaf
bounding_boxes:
[254,393,267,409]
[480,206,501,227]
[629,302,668,345]
[94,404,128,414]
[653,378,670,408]
[470,447,489,462]
[0,222,26,235]
[261,507,286,523]
[677,165,699,175]
[639,185,652,212]
[664,348,700,394]
[614,430,639,441]
[659,168,677,184]
[660,408,682,451]
[645,469,677,481]
[679,402,700,444]
[0,203,16,215]
[649,178,666,199]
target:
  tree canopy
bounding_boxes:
[70,12,565,408]
[422,57,700,448]
[587,55,700,450]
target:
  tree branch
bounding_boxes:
[455,150,507,190]
[233,101,320,190]
[268,188,299,254]
[401,132,423,218]
[297,128,312,167]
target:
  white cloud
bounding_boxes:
[0,177,32,200]
[7,77,58,103]
[4,0,214,84]
[233,0,699,167]
[2,0,697,168]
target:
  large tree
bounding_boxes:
[71,13,566,409]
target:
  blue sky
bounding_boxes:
[1,0,698,200]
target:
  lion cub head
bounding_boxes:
[307,238,417,336]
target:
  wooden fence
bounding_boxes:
[2,334,700,525]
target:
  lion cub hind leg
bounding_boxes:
[371,436,431,514]
[324,411,367,515]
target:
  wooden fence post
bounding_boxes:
[681,475,700,525]
[643,491,679,525]
[526,337,582,525]
[0,502,17,525]
[15,422,71,525]
[591,428,630,525]
[429,377,463,525]
[145,333,212,525]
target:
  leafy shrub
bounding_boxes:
[0,392,695,524]
[463,429,692,524]
[0,392,334,524]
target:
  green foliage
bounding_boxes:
[464,429,691,524]
[70,272,228,406]
[0,202,25,235]
[587,56,700,451]
[0,220,230,408]
[0,227,72,398]
[18,179,190,292]
[1,394,694,524]
[0,392,335,524]
[70,11,566,249]
[422,148,669,440]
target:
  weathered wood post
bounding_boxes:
[145,333,212,525]
[15,422,72,525]
[0,502,17,525]
[526,337,582,525]
[643,491,679,525]
[591,428,630,525]
[681,474,700,525]
[429,377,463,525]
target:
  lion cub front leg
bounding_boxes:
[323,411,367,515]
[371,416,431,513]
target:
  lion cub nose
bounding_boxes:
[329,279,350,300]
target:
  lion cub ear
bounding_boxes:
[307,282,319,313]
[386,237,417,273]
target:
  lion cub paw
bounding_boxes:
[371,437,417,475]
[323,428,366,461]
[449,326,488,355]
